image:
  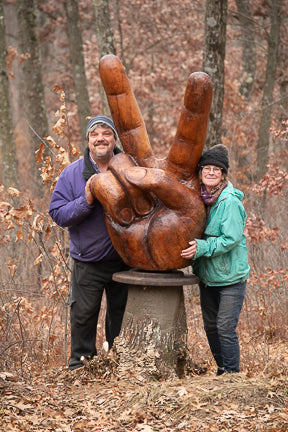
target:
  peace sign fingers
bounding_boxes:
[165,72,213,181]
[99,55,156,168]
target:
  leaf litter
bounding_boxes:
[1,361,287,432]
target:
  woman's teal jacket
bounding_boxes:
[192,181,250,287]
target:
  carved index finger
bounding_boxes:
[99,55,156,168]
[165,72,213,181]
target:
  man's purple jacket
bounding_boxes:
[49,147,122,262]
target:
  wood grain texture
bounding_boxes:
[91,55,213,271]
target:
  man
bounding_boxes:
[49,116,128,370]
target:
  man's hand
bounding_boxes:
[85,176,96,206]
[90,55,212,271]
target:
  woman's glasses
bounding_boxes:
[201,166,222,174]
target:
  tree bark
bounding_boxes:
[112,270,200,380]
[93,0,116,115]
[0,0,19,188]
[16,0,48,198]
[114,0,135,74]
[276,11,288,155]
[64,0,91,151]
[235,0,256,100]
[202,0,227,149]
[256,0,282,183]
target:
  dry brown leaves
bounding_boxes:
[1,366,287,432]
[245,214,280,244]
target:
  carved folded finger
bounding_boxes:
[99,55,156,167]
[108,154,156,216]
[125,167,205,215]
[90,172,135,226]
[106,219,156,270]
[166,72,213,180]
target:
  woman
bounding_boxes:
[181,144,250,375]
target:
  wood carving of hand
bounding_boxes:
[90,55,213,271]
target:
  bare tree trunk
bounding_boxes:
[16,0,48,198]
[64,0,91,151]
[114,0,134,74]
[275,13,288,155]
[93,0,116,115]
[202,0,227,149]
[0,0,19,189]
[146,8,156,148]
[256,0,282,183]
[234,0,256,100]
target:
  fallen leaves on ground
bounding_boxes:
[1,366,287,431]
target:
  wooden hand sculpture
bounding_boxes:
[91,55,213,271]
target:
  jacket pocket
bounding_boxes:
[203,255,231,283]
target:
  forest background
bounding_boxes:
[0,0,287,430]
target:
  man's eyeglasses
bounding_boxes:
[201,166,222,174]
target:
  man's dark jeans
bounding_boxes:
[69,259,128,370]
[199,281,246,373]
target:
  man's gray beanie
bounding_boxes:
[85,116,118,140]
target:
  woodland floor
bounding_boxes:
[1,362,287,432]
[1,292,287,431]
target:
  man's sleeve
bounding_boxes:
[49,170,94,227]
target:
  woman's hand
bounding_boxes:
[181,240,198,260]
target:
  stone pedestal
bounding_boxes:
[112,269,199,380]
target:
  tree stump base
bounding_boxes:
[112,269,199,380]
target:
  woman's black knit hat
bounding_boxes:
[197,144,229,174]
